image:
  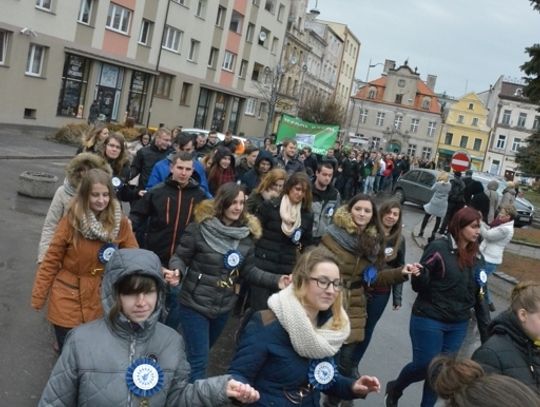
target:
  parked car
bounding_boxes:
[393,168,535,226]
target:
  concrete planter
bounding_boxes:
[17,171,58,199]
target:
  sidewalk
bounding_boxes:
[0,124,76,159]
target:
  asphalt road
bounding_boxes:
[0,151,508,406]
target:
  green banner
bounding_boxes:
[276,114,339,155]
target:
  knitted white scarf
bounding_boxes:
[267,285,350,359]
[280,195,302,236]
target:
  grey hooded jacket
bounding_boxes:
[39,248,230,407]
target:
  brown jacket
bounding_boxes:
[320,206,406,343]
[31,215,138,328]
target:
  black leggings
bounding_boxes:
[53,325,72,353]
[420,213,441,238]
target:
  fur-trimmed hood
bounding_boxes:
[193,199,262,239]
[332,205,359,235]
[66,153,112,188]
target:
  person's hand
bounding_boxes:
[401,263,422,277]
[351,375,381,396]
[226,379,260,404]
[393,304,401,310]
[162,267,181,286]
[138,189,147,197]
[278,274,292,289]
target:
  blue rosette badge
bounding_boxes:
[476,268,488,288]
[224,250,243,271]
[98,243,118,264]
[326,206,335,217]
[308,358,337,390]
[291,228,303,245]
[363,264,378,287]
[126,357,164,398]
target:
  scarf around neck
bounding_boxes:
[326,223,358,253]
[267,285,350,359]
[200,217,251,255]
[79,200,122,242]
[280,195,302,237]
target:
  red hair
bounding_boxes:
[448,207,481,269]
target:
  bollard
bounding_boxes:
[17,171,58,199]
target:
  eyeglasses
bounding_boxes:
[309,277,343,291]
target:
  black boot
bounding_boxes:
[385,380,401,407]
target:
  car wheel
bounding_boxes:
[393,188,405,204]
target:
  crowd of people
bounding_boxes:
[31,124,538,406]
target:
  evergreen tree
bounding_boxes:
[516,133,540,177]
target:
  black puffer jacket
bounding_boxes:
[254,196,313,276]
[169,201,280,319]
[472,310,540,392]
[130,142,173,190]
[412,235,482,323]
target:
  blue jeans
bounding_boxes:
[164,285,182,330]
[363,175,375,194]
[393,314,468,407]
[483,261,497,304]
[177,305,230,382]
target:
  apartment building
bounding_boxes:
[478,76,540,178]
[437,92,490,171]
[0,0,290,136]
[348,59,442,158]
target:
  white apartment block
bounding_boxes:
[479,76,540,178]
[0,0,290,136]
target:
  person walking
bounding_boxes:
[438,171,465,235]
[418,172,451,243]
[485,180,500,224]
[38,248,260,406]
[312,162,341,245]
[207,146,236,195]
[31,169,138,351]
[76,123,109,154]
[229,247,382,406]
[385,207,486,407]
[166,183,290,381]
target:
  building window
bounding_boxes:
[265,0,275,13]
[222,51,236,72]
[444,132,453,145]
[246,23,255,42]
[277,3,285,21]
[473,138,482,151]
[517,112,527,128]
[427,121,437,137]
[228,97,241,134]
[239,59,248,78]
[251,62,263,81]
[376,112,385,127]
[372,137,381,150]
[258,28,269,47]
[395,94,403,104]
[407,144,417,157]
[394,115,402,130]
[468,103,474,110]
[457,114,464,124]
[502,109,511,125]
[410,118,419,133]
[471,117,479,127]
[106,3,131,34]
[368,88,376,99]
[245,98,256,115]
[534,115,540,131]
[57,54,89,117]
[512,137,522,152]
[180,82,193,105]
[422,98,431,110]
[460,135,468,148]
[359,108,368,124]
[139,20,153,45]
[95,63,124,121]
[154,73,173,98]
[0,31,8,65]
[188,39,200,62]
[208,47,218,68]
[271,37,279,54]
[229,10,243,34]
[26,44,46,76]
[496,134,506,149]
[195,0,206,18]
[126,71,150,124]
[36,0,51,11]
[162,26,182,53]
[194,88,211,128]
[422,147,432,160]
[216,5,226,28]
[258,102,267,119]
[77,0,93,24]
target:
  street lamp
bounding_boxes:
[365,58,383,82]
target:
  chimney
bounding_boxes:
[383,59,395,74]
[426,74,437,91]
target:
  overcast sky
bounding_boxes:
[316,0,540,97]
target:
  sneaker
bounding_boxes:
[385,380,400,407]
[489,302,496,312]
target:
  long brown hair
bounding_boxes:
[82,123,108,151]
[67,168,118,243]
[214,182,248,227]
[100,132,129,175]
[378,199,403,244]
[282,171,313,211]
[448,207,481,269]
[254,168,287,194]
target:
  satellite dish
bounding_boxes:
[259,31,267,42]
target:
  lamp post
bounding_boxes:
[365,58,383,82]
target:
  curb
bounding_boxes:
[0,155,73,160]
[510,240,540,249]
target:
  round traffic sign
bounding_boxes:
[451,151,470,172]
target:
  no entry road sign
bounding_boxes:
[451,151,470,172]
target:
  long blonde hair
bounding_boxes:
[82,123,108,151]
[292,247,346,330]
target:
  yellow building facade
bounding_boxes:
[437,93,490,170]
